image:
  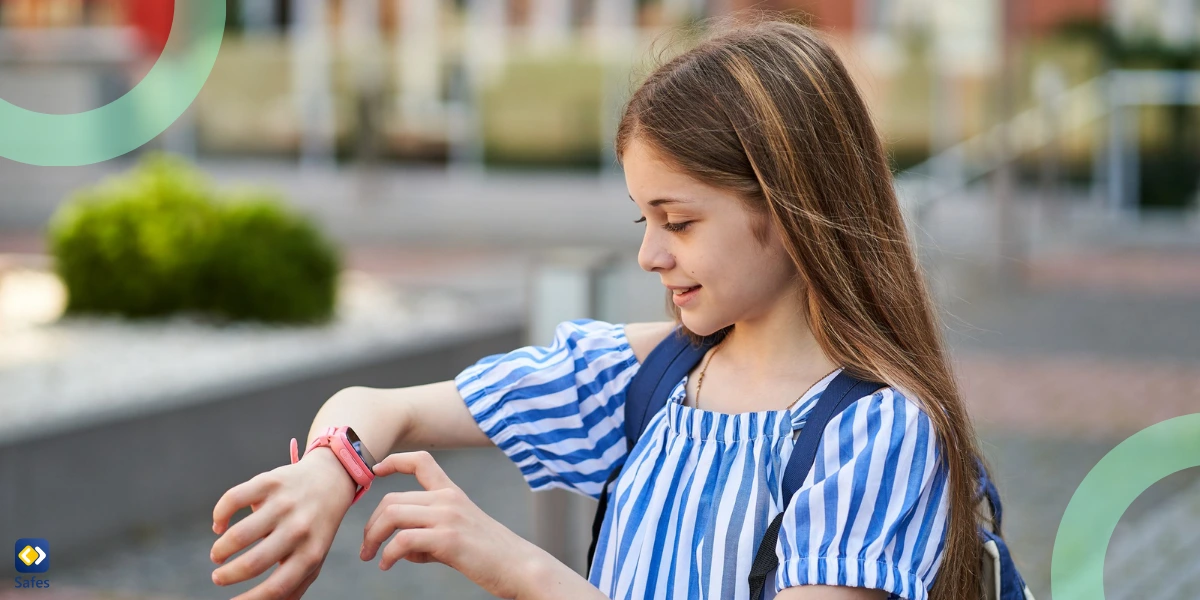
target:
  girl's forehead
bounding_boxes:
[629,194,695,210]
[623,138,692,182]
[623,138,746,212]
[627,170,738,214]
[626,161,715,209]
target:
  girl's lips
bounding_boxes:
[672,285,701,307]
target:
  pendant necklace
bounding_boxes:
[693,339,809,412]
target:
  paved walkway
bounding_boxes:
[941,251,1200,599]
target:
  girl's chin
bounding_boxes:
[678,315,726,338]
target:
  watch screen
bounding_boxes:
[345,427,377,469]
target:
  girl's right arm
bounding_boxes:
[207,321,675,599]
[206,382,494,600]
[325,320,675,458]
[311,381,494,458]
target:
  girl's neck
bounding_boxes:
[718,310,837,383]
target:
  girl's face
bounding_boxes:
[624,137,801,336]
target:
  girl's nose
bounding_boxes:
[637,229,674,273]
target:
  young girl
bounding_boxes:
[209,18,987,600]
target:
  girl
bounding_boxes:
[210,17,987,600]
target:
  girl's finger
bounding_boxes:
[371,451,455,490]
[379,528,441,570]
[362,504,440,560]
[210,501,284,565]
[283,559,323,600]
[361,490,438,540]
[213,475,274,534]
[406,551,435,564]
[213,523,306,586]
[228,550,315,600]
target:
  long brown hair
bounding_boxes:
[616,16,989,600]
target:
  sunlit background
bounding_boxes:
[1,1,1198,598]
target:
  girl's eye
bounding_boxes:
[633,216,691,233]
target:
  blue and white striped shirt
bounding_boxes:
[455,319,949,600]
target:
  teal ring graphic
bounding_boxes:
[1051,413,1200,599]
[0,0,225,166]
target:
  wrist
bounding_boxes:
[514,546,603,600]
[300,445,358,499]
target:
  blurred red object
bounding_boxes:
[124,0,172,57]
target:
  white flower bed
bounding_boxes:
[0,269,524,445]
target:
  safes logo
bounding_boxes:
[14,539,48,574]
[13,537,50,589]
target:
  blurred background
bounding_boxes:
[0,0,1198,598]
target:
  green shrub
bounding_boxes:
[200,191,341,324]
[47,152,340,324]
[48,154,222,318]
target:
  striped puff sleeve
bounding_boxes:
[775,388,950,600]
[453,319,639,499]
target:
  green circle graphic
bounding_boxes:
[1052,413,1200,599]
[0,0,225,166]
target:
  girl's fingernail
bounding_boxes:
[212,571,222,585]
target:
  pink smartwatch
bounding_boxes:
[290,426,377,504]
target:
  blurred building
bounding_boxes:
[0,0,1195,183]
[0,0,169,55]
[733,0,1105,35]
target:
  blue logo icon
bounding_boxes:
[15,538,49,573]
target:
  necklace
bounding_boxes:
[693,339,809,412]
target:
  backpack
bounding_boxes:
[586,326,1035,600]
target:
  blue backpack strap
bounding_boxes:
[748,370,885,600]
[976,456,1003,533]
[588,325,722,572]
[780,372,884,500]
[623,326,723,447]
[980,528,1033,600]
[977,460,1032,599]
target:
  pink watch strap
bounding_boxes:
[290,427,369,504]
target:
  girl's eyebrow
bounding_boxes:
[629,194,693,207]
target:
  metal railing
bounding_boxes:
[893,68,1200,289]
[896,69,1200,221]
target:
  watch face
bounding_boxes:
[345,427,377,469]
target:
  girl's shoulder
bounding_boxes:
[527,319,676,364]
[459,319,637,383]
[859,384,934,424]
[621,321,679,364]
[844,384,943,455]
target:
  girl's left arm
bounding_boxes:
[520,552,610,600]
[361,451,606,600]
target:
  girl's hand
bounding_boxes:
[210,449,356,600]
[360,451,549,599]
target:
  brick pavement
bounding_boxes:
[1025,249,1200,296]
[958,352,1200,440]
[954,351,1200,598]
[939,248,1200,599]
[1104,475,1200,599]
